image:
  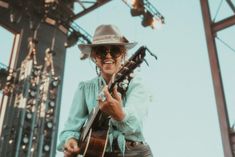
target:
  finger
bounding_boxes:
[64,150,72,157]
[65,139,79,153]
[113,85,122,102]
[69,141,80,153]
[103,85,112,101]
[98,91,106,102]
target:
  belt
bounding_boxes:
[112,139,144,151]
[125,140,144,147]
[105,141,152,157]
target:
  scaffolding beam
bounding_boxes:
[200,0,233,157]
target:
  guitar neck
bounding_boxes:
[109,46,146,91]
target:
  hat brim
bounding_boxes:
[78,42,137,57]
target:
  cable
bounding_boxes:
[216,36,235,53]
[213,0,224,22]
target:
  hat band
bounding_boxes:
[93,35,124,44]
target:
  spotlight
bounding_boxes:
[22,145,26,150]
[49,100,55,107]
[26,112,33,119]
[44,144,50,152]
[8,139,13,144]
[51,78,59,87]
[29,89,36,97]
[130,0,145,16]
[64,31,81,48]
[130,8,145,16]
[46,121,53,129]
[23,136,29,144]
[141,11,154,27]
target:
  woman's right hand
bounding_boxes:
[63,138,80,157]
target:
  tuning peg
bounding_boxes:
[129,72,135,78]
[119,78,129,90]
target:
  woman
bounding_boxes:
[57,24,153,157]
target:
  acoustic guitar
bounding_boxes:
[76,46,147,157]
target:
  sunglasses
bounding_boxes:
[92,46,124,59]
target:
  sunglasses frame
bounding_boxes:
[92,46,125,59]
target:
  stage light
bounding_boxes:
[49,100,55,108]
[29,89,36,97]
[141,11,154,27]
[46,121,53,129]
[22,145,26,150]
[51,77,59,87]
[23,136,29,144]
[64,31,82,48]
[26,112,33,119]
[130,8,145,16]
[44,144,50,151]
[8,139,13,144]
[31,147,34,152]
[130,0,145,16]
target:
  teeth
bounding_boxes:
[104,61,114,64]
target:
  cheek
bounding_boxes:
[115,57,123,66]
[94,58,102,67]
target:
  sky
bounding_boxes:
[1,0,235,157]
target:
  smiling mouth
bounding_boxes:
[102,60,115,64]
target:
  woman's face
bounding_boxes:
[92,45,125,80]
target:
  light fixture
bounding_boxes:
[64,31,82,48]
[8,139,13,144]
[50,77,59,87]
[44,144,50,151]
[23,136,29,144]
[46,121,53,129]
[125,0,165,29]
[49,100,55,108]
[22,145,26,150]
[26,112,33,119]
[29,89,36,97]
[141,11,154,27]
[130,0,145,16]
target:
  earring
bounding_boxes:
[96,65,101,76]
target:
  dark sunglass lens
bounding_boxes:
[94,46,106,58]
[93,46,122,58]
[110,46,121,58]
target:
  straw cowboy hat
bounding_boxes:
[78,24,137,59]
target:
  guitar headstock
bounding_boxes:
[109,46,147,92]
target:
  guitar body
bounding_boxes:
[78,128,110,157]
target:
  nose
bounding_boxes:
[105,51,112,58]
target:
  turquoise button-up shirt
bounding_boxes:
[57,74,151,154]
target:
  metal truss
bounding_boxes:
[71,0,111,20]
[200,0,235,157]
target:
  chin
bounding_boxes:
[103,70,115,75]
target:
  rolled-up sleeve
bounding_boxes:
[57,82,88,151]
[111,76,150,136]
